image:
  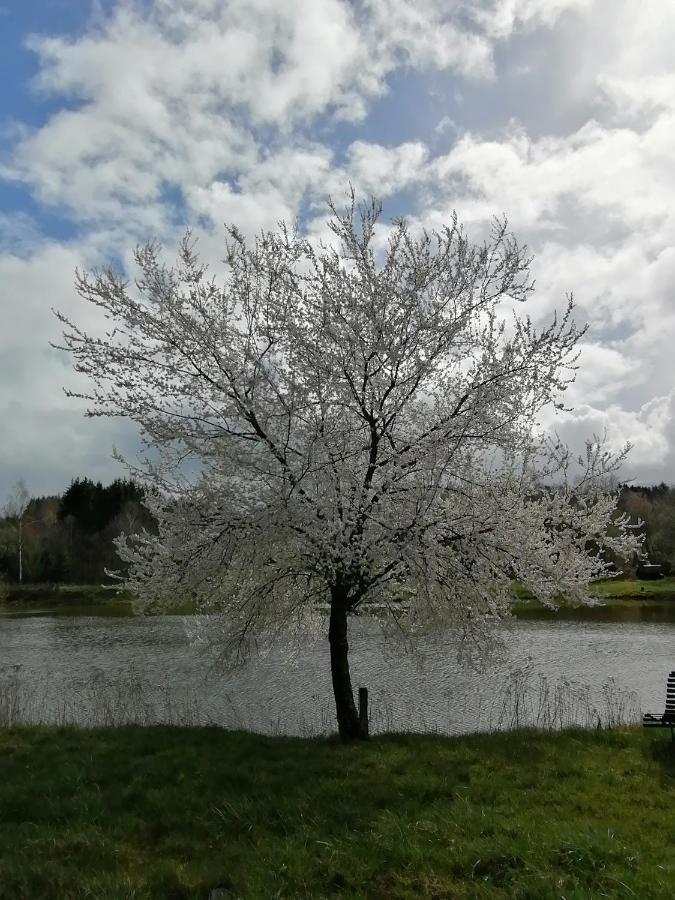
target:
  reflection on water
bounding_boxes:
[0,609,673,735]
[0,603,136,619]
[5,596,675,623]
[515,601,675,624]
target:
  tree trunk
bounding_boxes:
[328,588,365,740]
[18,519,23,584]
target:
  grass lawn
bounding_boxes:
[4,579,675,617]
[1,584,195,615]
[3,583,130,605]
[590,577,675,599]
[511,577,675,616]
[0,725,673,899]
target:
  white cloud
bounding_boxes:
[434,115,458,135]
[598,74,675,127]
[4,0,594,235]
[345,140,429,197]
[0,403,136,502]
[3,0,675,499]
[395,1,675,481]
[362,0,495,78]
[29,0,366,124]
[0,236,137,502]
[568,342,640,405]
[427,114,675,239]
[547,388,675,484]
[472,0,591,40]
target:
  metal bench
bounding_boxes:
[643,670,675,741]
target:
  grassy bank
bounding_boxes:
[2,583,131,606]
[512,577,675,619]
[511,576,675,601]
[591,577,675,599]
[1,583,196,615]
[0,725,673,899]
[4,577,675,614]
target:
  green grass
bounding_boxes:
[511,576,675,600]
[0,725,673,899]
[512,577,675,617]
[5,578,675,619]
[3,583,131,605]
[510,579,675,621]
[2,583,196,614]
[590,577,675,599]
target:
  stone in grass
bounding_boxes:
[209,888,231,899]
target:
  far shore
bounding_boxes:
[2,578,675,618]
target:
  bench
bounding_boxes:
[643,670,675,740]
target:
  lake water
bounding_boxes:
[0,604,673,735]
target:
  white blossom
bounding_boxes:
[56,194,642,737]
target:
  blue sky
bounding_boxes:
[2,0,675,503]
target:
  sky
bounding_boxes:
[1,0,674,504]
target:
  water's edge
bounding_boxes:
[1,613,672,736]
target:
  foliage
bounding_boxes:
[0,725,672,898]
[3,480,29,522]
[58,477,145,534]
[2,481,31,583]
[0,479,151,584]
[618,483,675,574]
[57,195,641,737]
[4,476,675,595]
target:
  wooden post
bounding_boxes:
[358,686,369,738]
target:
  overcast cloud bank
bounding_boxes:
[1,0,674,502]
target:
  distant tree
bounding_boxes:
[55,477,150,581]
[58,196,641,739]
[58,478,103,533]
[4,480,31,583]
[620,484,675,575]
[59,477,146,534]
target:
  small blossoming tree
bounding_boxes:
[57,197,640,739]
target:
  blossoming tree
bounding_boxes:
[57,197,640,739]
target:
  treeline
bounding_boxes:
[1,479,675,584]
[0,478,154,584]
[617,483,675,575]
